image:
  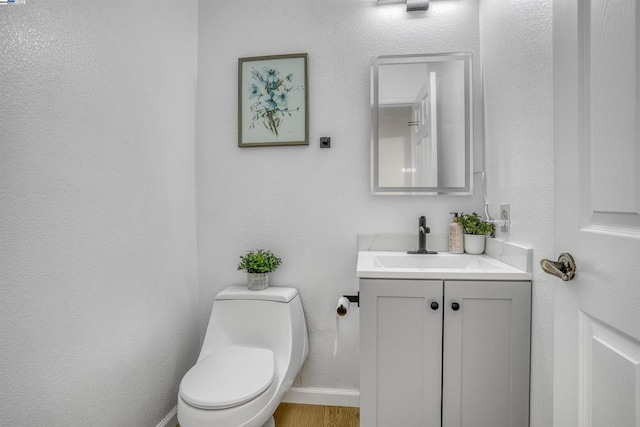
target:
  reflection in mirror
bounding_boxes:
[371,53,473,195]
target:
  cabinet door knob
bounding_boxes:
[451,302,460,311]
[430,301,439,310]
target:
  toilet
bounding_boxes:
[177,285,309,427]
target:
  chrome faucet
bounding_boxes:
[408,216,437,254]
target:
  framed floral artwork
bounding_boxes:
[238,53,308,147]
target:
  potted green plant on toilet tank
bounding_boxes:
[237,249,282,290]
[458,213,495,254]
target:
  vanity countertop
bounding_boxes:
[356,250,532,281]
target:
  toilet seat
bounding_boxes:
[179,346,275,410]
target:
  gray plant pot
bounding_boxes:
[247,273,269,291]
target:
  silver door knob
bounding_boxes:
[540,253,577,281]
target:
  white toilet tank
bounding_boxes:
[197,286,309,373]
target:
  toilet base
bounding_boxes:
[261,416,275,427]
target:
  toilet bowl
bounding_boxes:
[177,285,309,427]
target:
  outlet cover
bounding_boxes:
[500,204,510,233]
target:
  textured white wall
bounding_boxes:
[479,1,555,426]
[0,0,554,422]
[198,0,483,391]
[0,1,200,425]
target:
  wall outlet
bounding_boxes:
[500,204,510,233]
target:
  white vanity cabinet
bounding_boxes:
[359,279,531,427]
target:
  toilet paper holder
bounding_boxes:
[336,293,359,317]
[334,293,360,355]
[342,293,360,307]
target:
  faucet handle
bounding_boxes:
[419,216,429,233]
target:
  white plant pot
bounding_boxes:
[247,273,269,290]
[464,234,486,254]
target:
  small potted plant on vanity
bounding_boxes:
[458,213,495,255]
[237,249,282,290]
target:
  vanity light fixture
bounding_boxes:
[378,0,428,12]
[406,0,428,12]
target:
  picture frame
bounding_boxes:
[238,53,309,147]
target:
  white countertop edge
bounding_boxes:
[356,270,532,281]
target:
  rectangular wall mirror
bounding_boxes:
[371,52,473,195]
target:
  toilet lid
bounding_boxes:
[179,346,275,410]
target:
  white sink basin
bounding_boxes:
[357,251,531,280]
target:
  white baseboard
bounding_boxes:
[157,406,177,427]
[282,387,360,408]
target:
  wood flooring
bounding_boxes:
[176,403,360,427]
[273,403,360,427]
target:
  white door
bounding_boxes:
[552,0,640,426]
[411,71,438,187]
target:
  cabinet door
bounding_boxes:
[442,281,531,427]
[360,279,443,427]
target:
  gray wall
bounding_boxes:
[0,1,556,425]
[197,0,482,392]
[0,1,200,425]
[480,1,555,426]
